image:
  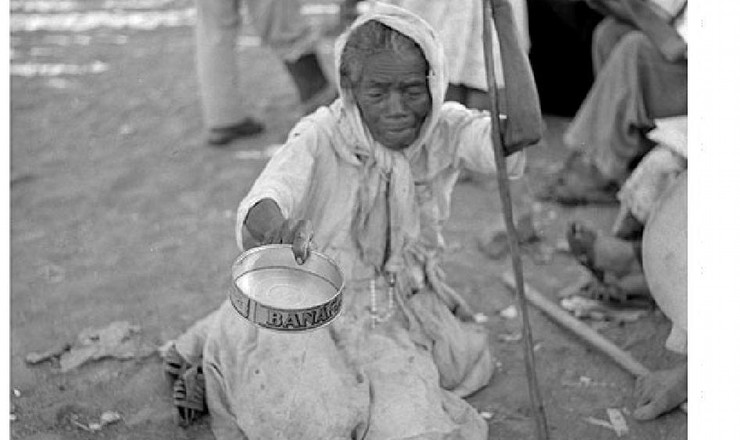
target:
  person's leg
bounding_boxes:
[591,17,635,72]
[246,0,334,113]
[565,31,688,183]
[195,0,263,133]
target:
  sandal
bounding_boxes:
[162,343,187,386]
[173,365,208,427]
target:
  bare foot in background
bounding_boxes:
[633,362,687,420]
[567,221,642,280]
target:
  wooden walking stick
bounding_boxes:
[499,273,651,377]
[498,273,688,413]
[480,1,549,439]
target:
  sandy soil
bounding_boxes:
[10,1,687,439]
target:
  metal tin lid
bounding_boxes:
[230,244,344,332]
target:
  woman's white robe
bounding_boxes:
[174,5,526,439]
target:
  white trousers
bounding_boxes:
[195,0,319,128]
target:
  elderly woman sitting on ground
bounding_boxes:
[164,3,541,439]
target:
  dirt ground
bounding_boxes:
[10,1,687,439]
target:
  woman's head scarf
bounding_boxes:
[327,3,448,276]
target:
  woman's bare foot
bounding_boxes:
[633,362,687,420]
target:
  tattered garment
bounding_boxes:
[617,116,687,225]
[622,117,687,354]
[175,4,525,440]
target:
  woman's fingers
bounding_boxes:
[292,220,313,264]
[260,219,314,264]
[279,219,296,243]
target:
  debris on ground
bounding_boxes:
[558,272,652,323]
[497,332,522,343]
[561,375,617,389]
[584,415,614,431]
[26,321,158,373]
[59,321,156,372]
[477,402,528,424]
[584,408,629,437]
[560,295,649,323]
[607,408,629,436]
[70,411,122,432]
[25,342,72,365]
[499,305,518,319]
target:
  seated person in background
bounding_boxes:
[566,116,687,298]
[635,168,687,421]
[164,3,542,438]
[538,0,687,204]
[567,170,687,420]
[565,118,687,419]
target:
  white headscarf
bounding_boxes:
[318,3,449,276]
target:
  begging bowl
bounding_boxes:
[230,244,344,332]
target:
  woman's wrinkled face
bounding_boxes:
[353,48,431,151]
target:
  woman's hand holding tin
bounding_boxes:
[263,219,314,265]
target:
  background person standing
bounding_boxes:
[195,0,336,145]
